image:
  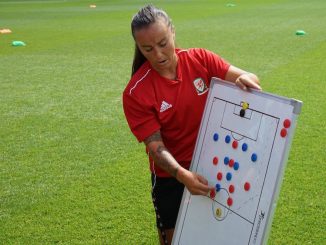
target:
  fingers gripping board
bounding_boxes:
[172,78,302,245]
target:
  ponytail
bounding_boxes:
[130,4,173,76]
[132,45,147,76]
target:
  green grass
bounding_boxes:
[0,0,325,244]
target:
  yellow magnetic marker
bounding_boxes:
[215,208,222,218]
[242,102,249,110]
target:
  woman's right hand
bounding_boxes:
[176,168,213,196]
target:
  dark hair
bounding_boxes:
[131,4,173,76]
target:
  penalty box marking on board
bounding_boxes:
[210,190,254,225]
[217,97,279,141]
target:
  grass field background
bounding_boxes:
[0,0,325,244]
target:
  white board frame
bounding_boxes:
[172,78,302,245]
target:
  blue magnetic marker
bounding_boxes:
[224,156,229,165]
[226,172,232,181]
[251,153,258,162]
[216,183,221,192]
[213,133,219,141]
[225,135,231,144]
[233,162,239,171]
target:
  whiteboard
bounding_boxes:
[172,78,302,245]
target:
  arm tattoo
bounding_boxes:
[144,131,162,145]
[147,141,180,178]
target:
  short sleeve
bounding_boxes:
[123,91,161,142]
[190,48,230,80]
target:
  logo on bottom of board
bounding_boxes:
[253,210,265,244]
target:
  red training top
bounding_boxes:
[123,48,230,177]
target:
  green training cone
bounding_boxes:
[12,41,26,46]
[295,30,306,36]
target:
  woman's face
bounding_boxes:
[134,19,177,75]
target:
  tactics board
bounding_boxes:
[173,78,302,245]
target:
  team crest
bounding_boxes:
[193,78,208,95]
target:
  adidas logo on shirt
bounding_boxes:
[160,101,172,112]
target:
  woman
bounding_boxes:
[123,4,261,245]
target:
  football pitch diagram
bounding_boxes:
[173,78,302,245]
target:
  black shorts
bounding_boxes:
[151,174,185,230]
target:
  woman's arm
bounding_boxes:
[145,131,212,196]
[225,65,262,91]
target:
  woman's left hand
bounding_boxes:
[235,73,262,91]
[225,65,262,91]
